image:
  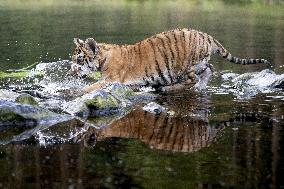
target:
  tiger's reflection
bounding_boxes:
[75,93,225,153]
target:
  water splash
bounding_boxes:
[209,69,284,99]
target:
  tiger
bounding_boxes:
[71,28,270,93]
[74,108,222,152]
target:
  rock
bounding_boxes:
[0,100,73,129]
[142,102,167,114]
[0,105,36,128]
[219,69,284,98]
[84,90,120,116]
[63,83,156,118]
[106,82,135,99]
[15,94,38,106]
[0,100,75,144]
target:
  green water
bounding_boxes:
[0,0,284,188]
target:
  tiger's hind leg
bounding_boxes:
[161,58,214,92]
[193,62,214,90]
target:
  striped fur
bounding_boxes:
[76,109,221,152]
[71,28,270,92]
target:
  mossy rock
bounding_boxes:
[86,71,103,80]
[111,84,134,99]
[84,91,120,117]
[0,108,27,122]
[85,94,119,110]
[15,94,38,106]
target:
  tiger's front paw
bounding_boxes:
[83,86,95,93]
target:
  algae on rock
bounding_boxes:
[15,94,38,106]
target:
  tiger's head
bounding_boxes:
[71,38,100,77]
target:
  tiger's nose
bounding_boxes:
[71,63,76,70]
[80,74,87,79]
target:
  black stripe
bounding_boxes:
[165,34,176,82]
[199,32,205,41]
[191,32,197,65]
[213,38,225,52]
[165,35,175,60]
[148,39,157,62]
[147,117,156,143]
[165,56,174,83]
[98,57,107,70]
[230,57,236,63]
[222,52,229,58]
[148,39,161,85]
[145,66,149,77]
[198,33,203,59]
[187,31,193,66]
[128,47,132,63]
[198,35,204,60]
[156,37,174,83]
[173,32,180,61]
[167,120,174,144]
[143,77,150,86]
[182,31,186,64]
[155,60,167,85]
[138,43,142,65]
[208,36,212,46]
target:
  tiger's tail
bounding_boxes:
[213,39,270,65]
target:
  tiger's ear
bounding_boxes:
[85,38,99,54]
[73,38,84,46]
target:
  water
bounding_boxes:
[1,0,284,188]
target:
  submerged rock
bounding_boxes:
[0,100,75,143]
[0,105,36,128]
[0,100,73,126]
[15,94,38,106]
[84,90,120,116]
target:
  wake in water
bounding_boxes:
[209,69,284,99]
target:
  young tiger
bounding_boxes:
[71,28,269,92]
